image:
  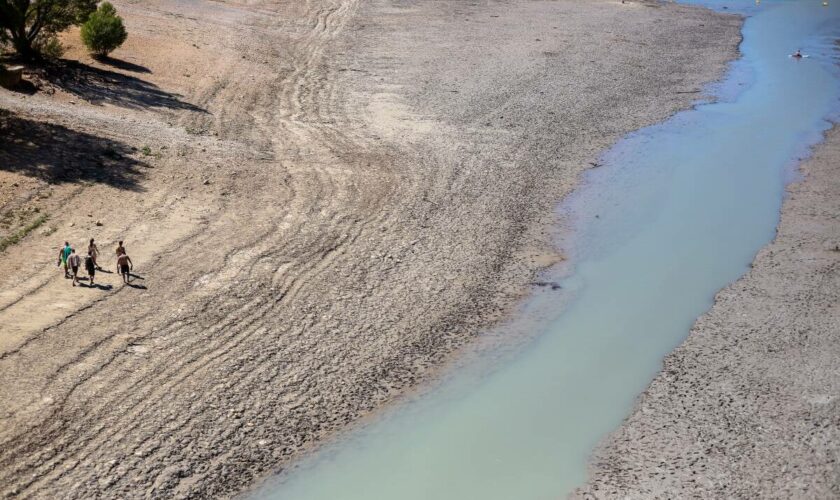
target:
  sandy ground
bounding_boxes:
[573,125,840,499]
[0,1,740,498]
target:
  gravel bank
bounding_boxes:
[0,1,740,498]
[573,125,840,499]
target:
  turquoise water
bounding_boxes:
[250,2,840,499]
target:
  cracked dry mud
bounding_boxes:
[0,1,740,498]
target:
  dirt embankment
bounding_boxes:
[0,1,740,498]
[574,125,840,499]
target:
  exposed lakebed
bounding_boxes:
[250,1,840,498]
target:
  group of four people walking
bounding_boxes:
[58,239,133,286]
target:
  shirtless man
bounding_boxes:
[115,240,126,256]
[117,251,133,284]
[88,238,101,270]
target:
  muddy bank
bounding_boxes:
[573,125,840,499]
[0,1,740,498]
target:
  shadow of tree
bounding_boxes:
[7,79,38,95]
[41,60,205,112]
[94,56,152,74]
[0,110,146,191]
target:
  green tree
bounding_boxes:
[0,0,96,60]
[79,1,125,57]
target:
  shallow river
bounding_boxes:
[250,1,840,498]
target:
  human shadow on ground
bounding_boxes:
[94,56,151,74]
[41,60,205,112]
[126,283,147,290]
[82,282,113,291]
[0,110,146,191]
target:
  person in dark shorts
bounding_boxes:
[67,248,81,286]
[117,252,133,284]
[85,251,96,286]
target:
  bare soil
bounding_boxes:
[0,1,740,498]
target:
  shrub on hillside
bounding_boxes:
[80,2,127,57]
[0,0,96,60]
[33,35,65,60]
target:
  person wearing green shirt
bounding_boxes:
[57,242,72,278]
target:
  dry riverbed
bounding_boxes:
[574,125,840,499]
[0,0,740,498]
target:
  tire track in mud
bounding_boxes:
[0,0,424,492]
[0,0,743,497]
[0,0,396,497]
[8,224,364,491]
